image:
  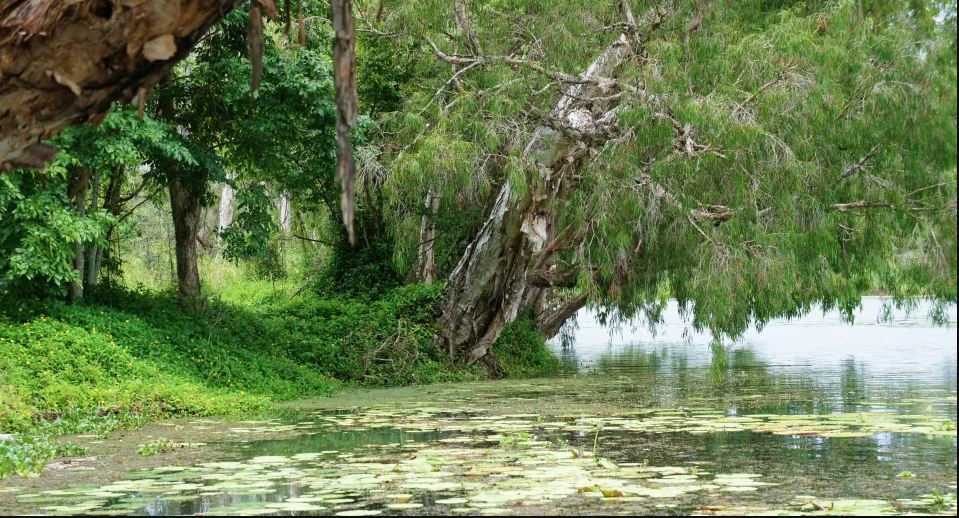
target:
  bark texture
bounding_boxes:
[67,167,90,300]
[0,0,245,172]
[279,192,292,232]
[416,190,440,284]
[169,175,202,307]
[218,175,236,232]
[330,0,358,242]
[436,36,631,364]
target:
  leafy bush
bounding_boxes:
[0,435,89,479]
[490,316,560,378]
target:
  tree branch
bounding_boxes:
[526,269,579,288]
[839,143,881,181]
[829,200,893,211]
[731,63,797,118]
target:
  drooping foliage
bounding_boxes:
[369,0,956,339]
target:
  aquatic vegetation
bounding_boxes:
[0,436,89,480]
[933,420,956,432]
[136,439,205,457]
[497,433,537,450]
[311,404,957,440]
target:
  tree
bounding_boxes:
[0,107,192,297]
[1,0,360,241]
[377,0,957,363]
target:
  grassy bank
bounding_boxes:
[0,278,560,477]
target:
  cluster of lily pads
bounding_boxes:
[311,406,958,440]
[3,435,955,517]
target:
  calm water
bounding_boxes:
[553,298,957,407]
[4,298,957,516]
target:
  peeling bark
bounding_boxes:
[436,36,631,364]
[417,190,440,284]
[0,0,246,172]
[330,0,358,243]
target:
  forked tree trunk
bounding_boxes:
[436,36,631,364]
[169,176,203,308]
[417,190,440,284]
[0,0,246,172]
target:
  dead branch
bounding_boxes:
[839,143,881,181]
[830,200,893,211]
[732,63,798,118]
[424,35,638,94]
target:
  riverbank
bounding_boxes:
[0,282,559,478]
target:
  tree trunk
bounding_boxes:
[218,177,236,232]
[0,0,246,172]
[436,36,630,364]
[169,176,202,308]
[67,168,90,301]
[279,193,292,232]
[536,293,588,340]
[417,190,440,284]
[85,168,101,287]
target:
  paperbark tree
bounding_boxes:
[0,0,247,172]
[416,190,440,284]
[384,0,957,364]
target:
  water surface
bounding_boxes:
[2,299,955,516]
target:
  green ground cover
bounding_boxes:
[0,278,560,478]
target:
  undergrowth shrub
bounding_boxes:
[490,315,561,378]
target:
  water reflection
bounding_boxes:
[552,298,958,417]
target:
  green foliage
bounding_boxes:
[374,0,957,339]
[316,228,401,298]
[0,436,89,480]
[220,184,284,279]
[0,291,324,433]
[242,283,476,385]
[0,170,113,292]
[490,316,560,378]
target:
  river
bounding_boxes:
[2,298,956,516]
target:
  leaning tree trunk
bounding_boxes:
[169,176,203,308]
[436,36,632,364]
[0,0,246,172]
